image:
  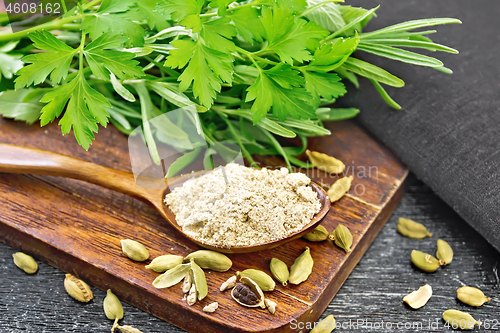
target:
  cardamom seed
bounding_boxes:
[457,286,491,307]
[203,302,219,313]
[442,309,481,330]
[403,284,432,309]
[103,289,124,320]
[181,271,192,294]
[190,259,208,300]
[310,314,336,333]
[120,239,149,262]
[12,252,38,274]
[269,258,289,286]
[411,250,442,273]
[114,325,143,333]
[264,299,277,314]
[231,277,266,309]
[288,247,314,285]
[306,150,345,174]
[186,284,197,306]
[333,224,353,253]
[64,274,93,303]
[303,225,330,242]
[238,269,275,291]
[153,263,191,289]
[397,218,432,239]
[327,176,353,203]
[145,255,183,273]
[220,275,237,291]
[184,250,232,272]
[436,239,453,265]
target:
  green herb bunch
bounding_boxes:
[0,0,460,170]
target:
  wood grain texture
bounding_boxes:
[0,116,407,332]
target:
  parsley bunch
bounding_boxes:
[0,0,460,170]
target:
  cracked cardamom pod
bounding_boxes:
[310,314,336,333]
[220,275,237,291]
[145,255,183,273]
[436,239,453,265]
[397,218,432,239]
[333,224,353,253]
[442,309,481,330]
[190,259,208,300]
[153,263,191,289]
[103,289,124,320]
[120,239,149,262]
[327,176,353,203]
[288,247,314,285]
[203,302,219,313]
[238,269,275,291]
[181,271,193,294]
[12,252,38,274]
[403,284,432,309]
[303,225,330,242]
[184,250,232,272]
[264,299,277,314]
[306,150,345,174]
[457,286,491,307]
[269,258,289,286]
[64,274,93,303]
[411,250,442,273]
[231,277,266,309]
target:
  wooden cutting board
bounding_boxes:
[0,118,407,333]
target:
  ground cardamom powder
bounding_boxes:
[165,164,321,247]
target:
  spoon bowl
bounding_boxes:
[0,143,330,253]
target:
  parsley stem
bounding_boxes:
[261,129,292,172]
[0,15,81,42]
[78,31,86,70]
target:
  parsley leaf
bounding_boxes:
[226,7,265,43]
[82,9,145,47]
[0,89,44,124]
[305,0,346,32]
[307,35,359,72]
[209,0,233,15]
[165,39,233,108]
[0,41,23,82]
[200,17,237,52]
[304,71,346,106]
[40,72,111,150]
[159,0,204,32]
[261,3,328,64]
[137,0,171,31]
[97,0,138,14]
[15,30,77,89]
[246,64,315,123]
[83,34,144,80]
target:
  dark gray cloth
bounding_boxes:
[339,0,500,252]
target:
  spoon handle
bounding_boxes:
[0,143,157,204]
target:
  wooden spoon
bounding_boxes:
[0,143,331,253]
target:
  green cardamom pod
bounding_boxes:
[120,239,150,262]
[12,252,38,274]
[397,218,432,239]
[327,176,353,203]
[436,239,453,265]
[457,286,491,307]
[64,274,93,303]
[269,258,289,286]
[306,150,345,174]
[190,259,208,300]
[411,250,442,273]
[288,247,314,285]
[303,225,330,242]
[442,309,481,330]
[333,224,353,253]
[153,263,191,289]
[184,250,232,272]
[145,255,184,273]
[239,269,275,291]
[114,325,143,333]
[310,314,336,333]
[103,289,124,320]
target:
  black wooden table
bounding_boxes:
[1,174,499,332]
